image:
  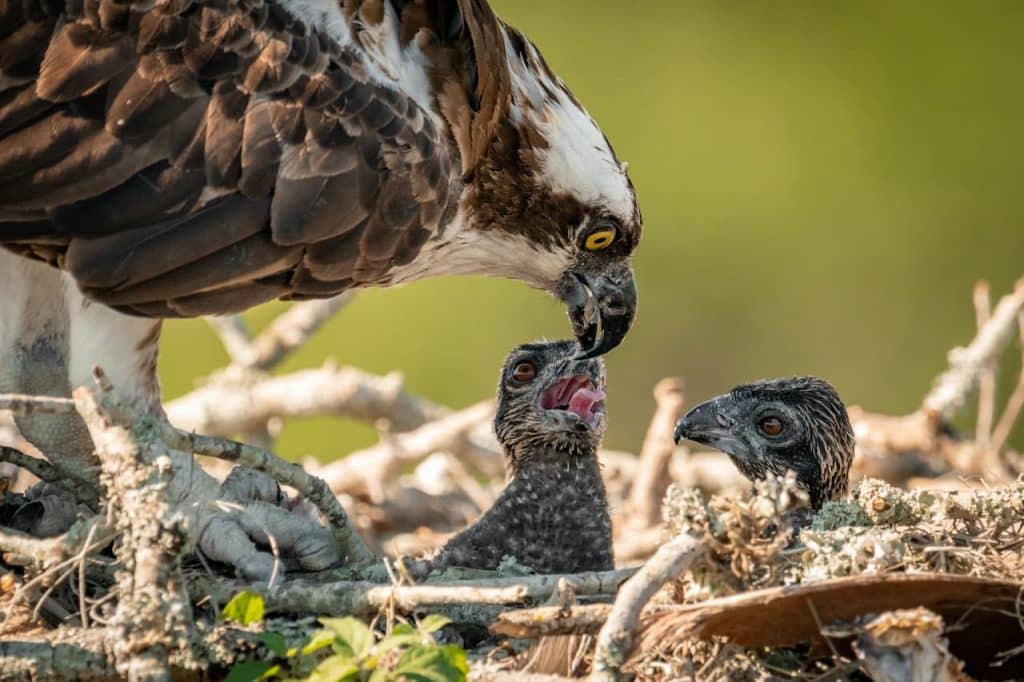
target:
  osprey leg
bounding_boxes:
[0,252,100,497]
[0,250,346,578]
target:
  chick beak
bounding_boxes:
[674,396,733,445]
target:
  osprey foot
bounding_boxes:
[184,467,345,584]
[4,482,80,537]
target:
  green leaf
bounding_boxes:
[366,670,391,682]
[258,632,288,657]
[374,632,420,657]
[304,654,361,682]
[439,645,469,676]
[318,617,375,658]
[416,615,450,635]
[225,660,274,682]
[391,645,468,682]
[222,591,266,625]
[298,629,337,657]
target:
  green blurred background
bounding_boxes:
[161,1,1024,460]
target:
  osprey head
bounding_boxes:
[460,25,640,359]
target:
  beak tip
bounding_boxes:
[561,264,637,360]
[673,421,686,445]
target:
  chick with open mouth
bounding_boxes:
[426,339,613,575]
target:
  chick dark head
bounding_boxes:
[675,376,854,509]
[494,340,607,469]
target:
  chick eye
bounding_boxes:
[759,417,783,436]
[584,228,616,251]
[512,361,537,382]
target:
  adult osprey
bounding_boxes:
[0,0,639,575]
[0,0,639,357]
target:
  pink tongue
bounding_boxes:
[568,387,605,419]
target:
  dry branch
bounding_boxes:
[924,276,1024,418]
[848,277,1024,483]
[318,401,497,501]
[199,568,637,617]
[205,315,254,366]
[974,281,996,445]
[0,631,116,680]
[990,310,1024,453]
[0,515,108,574]
[167,363,451,438]
[0,446,100,507]
[0,395,76,417]
[492,604,613,639]
[243,294,356,371]
[626,379,686,528]
[472,672,575,682]
[591,535,703,681]
[0,446,58,483]
[73,384,193,681]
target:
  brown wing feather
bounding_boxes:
[0,0,509,316]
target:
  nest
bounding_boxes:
[664,474,1024,601]
[637,474,1024,679]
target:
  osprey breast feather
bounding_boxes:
[0,0,640,356]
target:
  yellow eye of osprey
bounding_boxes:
[584,228,616,251]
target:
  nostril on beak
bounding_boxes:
[599,291,629,316]
[715,411,734,428]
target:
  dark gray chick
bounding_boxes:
[430,340,614,574]
[674,376,854,509]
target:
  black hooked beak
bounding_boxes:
[559,263,637,359]
[674,396,734,445]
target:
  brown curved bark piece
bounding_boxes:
[635,573,1024,680]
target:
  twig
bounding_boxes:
[472,673,576,682]
[991,311,1024,453]
[590,535,704,681]
[491,604,613,638]
[243,294,356,371]
[77,523,98,629]
[923,276,1024,418]
[0,630,115,679]
[0,516,109,573]
[199,568,637,617]
[0,445,100,506]
[73,384,193,681]
[205,316,254,365]
[974,281,996,445]
[166,363,450,438]
[0,445,59,481]
[627,379,686,528]
[318,401,497,502]
[0,394,77,416]
[2,521,115,633]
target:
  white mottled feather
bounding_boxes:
[274,0,439,123]
[505,35,634,226]
[388,210,573,288]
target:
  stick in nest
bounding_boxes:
[590,534,704,681]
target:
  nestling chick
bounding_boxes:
[429,340,614,574]
[674,376,854,509]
